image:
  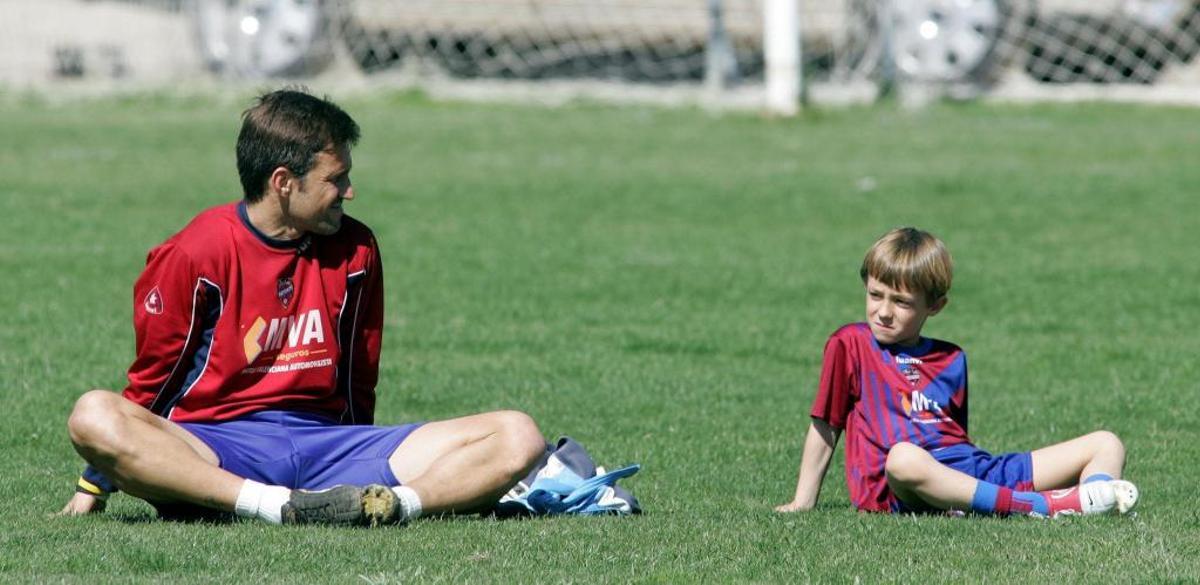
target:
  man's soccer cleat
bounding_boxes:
[361,484,405,526]
[280,484,402,527]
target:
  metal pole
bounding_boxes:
[705,0,738,92]
[878,0,898,98]
[764,0,800,116]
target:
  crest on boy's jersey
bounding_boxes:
[900,359,961,425]
[277,277,294,308]
[144,286,164,315]
[896,355,922,386]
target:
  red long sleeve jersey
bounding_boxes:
[124,202,383,423]
[810,323,971,512]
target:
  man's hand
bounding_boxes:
[774,500,813,513]
[58,492,106,516]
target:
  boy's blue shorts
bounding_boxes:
[179,410,423,491]
[893,443,1035,513]
[929,443,1035,491]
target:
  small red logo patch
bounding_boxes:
[144,287,164,315]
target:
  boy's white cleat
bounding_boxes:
[1078,479,1139,515]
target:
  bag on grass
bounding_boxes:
[494,436,641,517]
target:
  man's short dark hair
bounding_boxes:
[236,88,361,202]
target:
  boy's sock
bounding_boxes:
[970,481,1045,516]
[1083,473,1113,484]
[389,485,423,523]
[970,479,1135,517]
[234,479,292,524]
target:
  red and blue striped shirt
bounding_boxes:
[810,323,971,512]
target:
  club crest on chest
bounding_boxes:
[277,277,294,308]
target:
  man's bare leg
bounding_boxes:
[67,390,242,510]
[68,392,545,526]
[1029,431,1125,491]
[386,410,545,516]
[68,390,301,524]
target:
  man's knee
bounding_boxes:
[885,442,930,486]
[490,410,545,478]
[67,390,129,456]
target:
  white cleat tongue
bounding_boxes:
[1110,480,1139,514]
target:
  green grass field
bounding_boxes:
[1,93,1198,583]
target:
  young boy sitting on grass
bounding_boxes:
[775,227,1139,517]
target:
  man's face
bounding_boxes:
[288,145,353,236]
[864,276,945,347]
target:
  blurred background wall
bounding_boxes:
[2,0,1199,109]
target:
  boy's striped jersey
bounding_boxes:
[810,323,971,512]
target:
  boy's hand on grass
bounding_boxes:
[774,500,812,513]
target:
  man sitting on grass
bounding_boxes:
[59,88,545,526]
[776,227,1139,517]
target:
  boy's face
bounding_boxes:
[864,276,946,347]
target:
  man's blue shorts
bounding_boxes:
[180,410,423,490]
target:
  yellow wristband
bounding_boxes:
[77,477,109,498]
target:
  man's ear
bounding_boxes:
[267,166,296,199]
[928,296,949,316]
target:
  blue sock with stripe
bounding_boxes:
[971,481,1049,516]
[970,481,1001,514]
[1084,473,1113,484]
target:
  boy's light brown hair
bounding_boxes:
[859,227,953,304]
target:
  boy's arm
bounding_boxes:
[775,418,840,512]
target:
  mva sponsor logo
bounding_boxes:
[242,309,327,364]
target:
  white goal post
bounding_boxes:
[765,0,803,115]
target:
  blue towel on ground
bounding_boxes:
[495,437,642,517]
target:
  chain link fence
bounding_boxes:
[3,0,1200,105]
[1024,1,1200,85]
[334,0,878,85]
